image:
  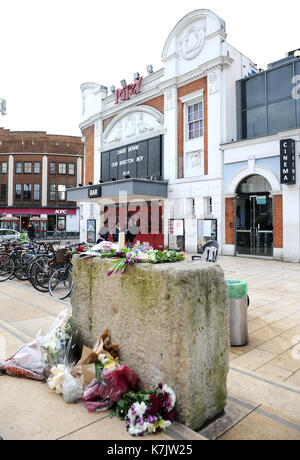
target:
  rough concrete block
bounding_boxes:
[71,256,229,430]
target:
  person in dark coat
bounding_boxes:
[126,218,139,248]
[112,221,121,244]
[97,222,109,244]
[27,224,35,241]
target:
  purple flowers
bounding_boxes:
[125,383,176,437]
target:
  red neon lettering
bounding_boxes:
[115,77,143,104]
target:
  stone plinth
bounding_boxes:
[71,256,230,430]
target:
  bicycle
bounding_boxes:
[48,243,88,300]
[0,244,15,282]
[48,263,73,300]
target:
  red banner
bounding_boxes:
[0,208,77,216]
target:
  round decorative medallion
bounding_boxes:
[178,24,206,61]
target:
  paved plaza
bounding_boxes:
[0,256,300,440]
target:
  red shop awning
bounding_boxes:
[0,208,77,216]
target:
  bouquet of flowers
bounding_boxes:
[41,310,75,367]
[112,383,176,437]
[105,248,185,276]
[133,241,153,252]
[107,249,140,276]
[146,249,185,264]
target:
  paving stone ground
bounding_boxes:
[0,255,300,440]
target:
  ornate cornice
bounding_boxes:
[79,56,233,131]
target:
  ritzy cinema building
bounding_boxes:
[68,9,300,262]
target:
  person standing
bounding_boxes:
[97,221,109,244]
[112,221,122,243]
[126,218,139,248]
[27,224,35,241]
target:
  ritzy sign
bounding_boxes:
[280,139,296,185]
[115,77,143,104]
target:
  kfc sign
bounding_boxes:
[115,77,143,104]
[55,210,67,215]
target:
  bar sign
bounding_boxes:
[280,139,296,185]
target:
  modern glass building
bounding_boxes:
[236,52,300,140]
[223,50,300,263]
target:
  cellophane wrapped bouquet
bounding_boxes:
[41,310,83,404]
[111,383,176,437]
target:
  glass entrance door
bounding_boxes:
[236,194,273,257]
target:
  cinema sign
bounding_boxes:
[115,77,143,104]
[101,135,163,183]
[280,139,296,185]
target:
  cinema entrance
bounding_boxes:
[235,175,274,257]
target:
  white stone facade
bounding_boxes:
[77,9,255,252]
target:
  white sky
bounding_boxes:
[0,0,299,137]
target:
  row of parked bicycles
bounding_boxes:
[0,240,88,300]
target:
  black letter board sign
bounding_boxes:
[88,185,101,198]
[280,139,296,185]
[101,135,163,182]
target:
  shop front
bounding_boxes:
[0,207,79,238]
[68,179,167,249]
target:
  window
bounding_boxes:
[187,198,196,217]
[204,197,213,215]
[16,162,22,174]
[242,74,265,109]
[58,185,66,201]
[0,184,6,201]
[49,184,56,201]
[268,99,295,134]
[15,184,21,201]
[24,162,32,174]
[1,162,7,174]
[23,184,32,201]
[238,61,300,140]
[267,64,293,103]
[188,102,204,139]
[57,216,66,231]
[242,106,267,139]
[34,184,40,201]
[68,163,75,175]
[50,163,56,174]
[58,163,66,174]
[34,162,40,174]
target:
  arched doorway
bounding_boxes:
[235,175,273,257]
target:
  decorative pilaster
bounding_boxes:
[42,156,48,207]
[8,155,14,206]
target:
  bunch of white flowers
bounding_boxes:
[98,354,111,366]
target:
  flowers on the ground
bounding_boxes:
[112,383,176,437]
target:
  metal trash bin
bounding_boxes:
[226,280,248,347]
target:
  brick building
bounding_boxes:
[68,9,256,249]
[0,128,83,238]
